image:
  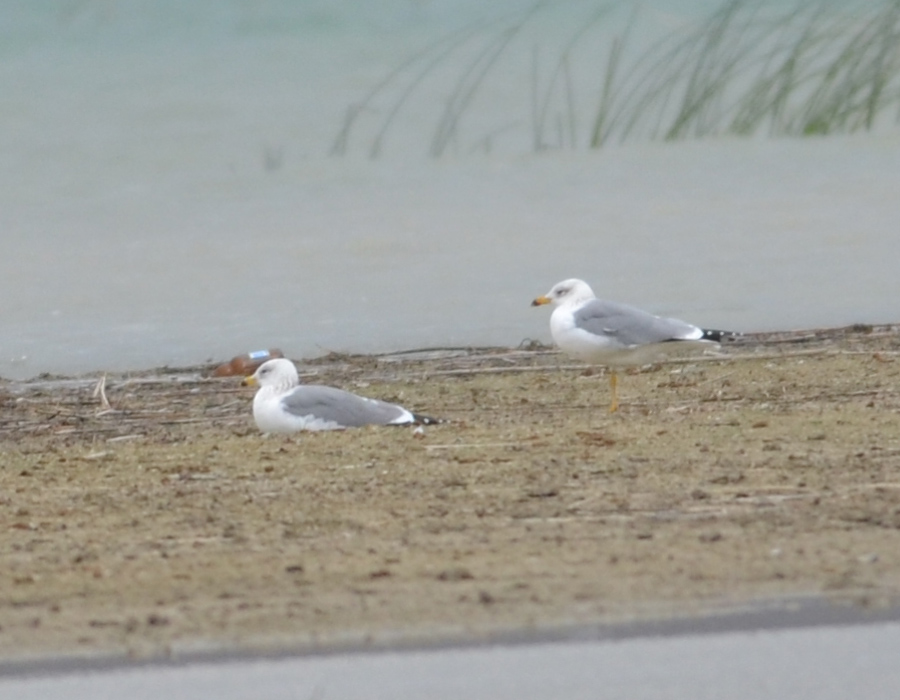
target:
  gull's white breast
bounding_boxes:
[252,388,342,433]
[550,303,622,362]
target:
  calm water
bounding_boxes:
[2,1,898,380]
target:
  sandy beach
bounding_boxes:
[2,324,900,662]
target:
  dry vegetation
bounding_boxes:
[2,324,900,661]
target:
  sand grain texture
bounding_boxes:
[2,325,900,660]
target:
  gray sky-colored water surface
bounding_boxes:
[3,620,900,700]
[2,0,898,379]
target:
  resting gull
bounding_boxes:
[532,278,738,412]
[242,358,438,433]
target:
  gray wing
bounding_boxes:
[280,385,412,427]
[572,299,701,347]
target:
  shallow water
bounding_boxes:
[2,1,898,380]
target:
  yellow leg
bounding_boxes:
[609,371,619,413]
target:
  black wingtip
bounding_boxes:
[701,328,742,343]
[389,414,443,428]
[413,414,444,425]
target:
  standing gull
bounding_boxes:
[532,278,738,412]
[242,358,438,433]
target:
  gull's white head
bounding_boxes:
[242,358,299,391]
[532,278,596,308]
